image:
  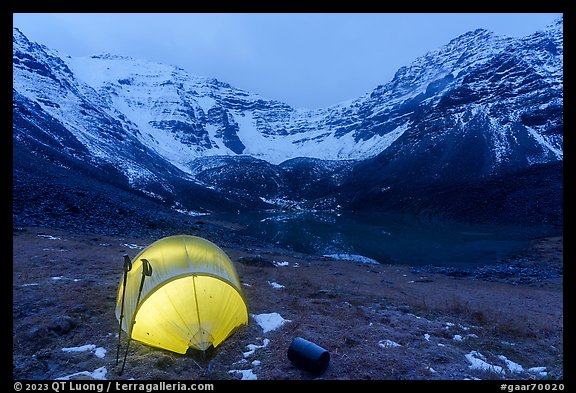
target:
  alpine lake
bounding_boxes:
[210,210,560,268]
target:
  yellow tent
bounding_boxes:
[115,235,248,355]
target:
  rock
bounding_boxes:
[47,316,77,336]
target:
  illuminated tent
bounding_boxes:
[115,235,248,355]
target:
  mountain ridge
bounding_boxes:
[12,19,563,227]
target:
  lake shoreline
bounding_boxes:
[410,236,563,287]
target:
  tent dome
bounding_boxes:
[115,235,248,354]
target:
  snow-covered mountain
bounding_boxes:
[13,32,406,170]
[345,20,563,187]
[12,18,563,225]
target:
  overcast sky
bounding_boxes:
[13,13,562,109]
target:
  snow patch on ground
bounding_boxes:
[51,276,81,282]
[378,339,401,348]
[465,351,504,374]
[272,260,299,268]
[498,355,524,373]
[62,344,107,359]
[56,366,108,380]
[323,254,379,264]
[267,281,285,289]
[228,368,258,380]
[528,366,547,377]
[121,243,145,249]
[174,209,210,217]
[252,313,291,333]
[243,338,270,358]
[232,338,271,380]
[38,234,61,240]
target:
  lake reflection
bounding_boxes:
[213,210,560,267]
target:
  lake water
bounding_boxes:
[212,210,560,267]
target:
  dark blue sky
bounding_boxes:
[13,13,562,109]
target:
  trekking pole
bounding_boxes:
[119,259,153,376]
[116,255,132,367]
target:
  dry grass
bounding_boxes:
[13,227,563,380]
